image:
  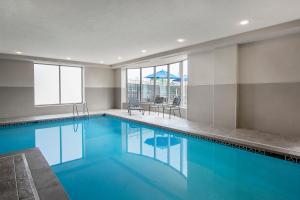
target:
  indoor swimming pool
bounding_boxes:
[0,115,299,200]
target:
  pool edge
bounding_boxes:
[105,113,300,164]
[0,112,299,164]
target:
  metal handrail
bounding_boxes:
[73,103,79,117]
[72,120,79,132]
[73,102,89,119]
[83,102,90,117]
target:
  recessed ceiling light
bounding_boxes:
[141,49,147,53]
[16,51,23,54]
[118,56,123,60]
[100,61,104,64]
[177,38,185,43]
[239,20,250,25]
[66,57,71,60]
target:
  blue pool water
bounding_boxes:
[0,116,299,200]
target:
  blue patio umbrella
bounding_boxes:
[145,70,179,80]
[172,75,188,82]
[145,70,179,98]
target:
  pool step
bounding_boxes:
[0,154,39,200]
[0,149,69,200]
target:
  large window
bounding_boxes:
[155,65,168,101]
[141,67,155,102]
[126,60,188,106]
[169,63,180,103]
[60,66,82,104]
[182,60,188,106]
[127,68,140,102]
[34,64,83,105]
[34,64,60,105]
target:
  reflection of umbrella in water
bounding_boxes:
[145,136,181,149]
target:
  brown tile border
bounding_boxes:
[0,112,107,128]
[0,114,93,127]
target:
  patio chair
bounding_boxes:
[163,96,181,119]
[149,96,165,115]
[128,98,145,115]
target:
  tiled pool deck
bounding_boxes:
[1,109,300,162]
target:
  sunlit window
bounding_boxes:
[34,64,60,105]
[169,63,181,103]
[126,60,188,106]
[155,65,168,101]
[34,64,83,105]
[127,68,140,102]
[182,60,188,106]
[141,67,155,102]
[60,66,82,104]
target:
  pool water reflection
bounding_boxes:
[125,123,187,177]
[35,123,84,165]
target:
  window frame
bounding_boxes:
[126,67,141,102]
[168,62,182,104]
[126,59,187,106]
[141,66,156,102]
[34,63,84,106]
[181,60,188,107]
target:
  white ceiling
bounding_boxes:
[1,0,300,65]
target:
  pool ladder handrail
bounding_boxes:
[73,102,89,118]
[83,102,90,117]
[72,103,79,117]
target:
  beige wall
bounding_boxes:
[0,59,116,118]
[186,33,300,137]
[188,51,214,86]
[187,45,238,129]
[238,33,300,136]
[239,34,300,84]
[187,33,300,137]
[85,67,116,88]
[187,51,214,125]
[113,68,127,109]
[84,66,116,111]
[214,46,238,85]
[214,46,238,129]
[0,60,33,87]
